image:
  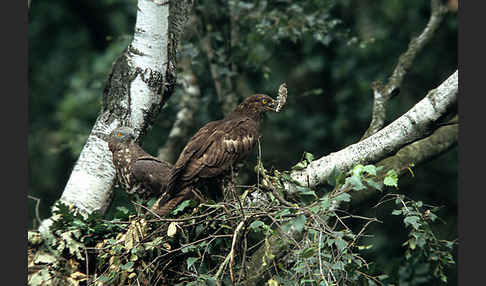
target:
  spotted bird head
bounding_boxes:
[108,126,136,151]
[234,94,278,117]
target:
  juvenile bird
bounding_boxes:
[108,127,172,198]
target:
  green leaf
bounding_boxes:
[296,185,317,199]
[116,206,130,215]
[384,170,398,187]
[146,197,157,208]
[275,208,291,218]
[403,216,421,230]
[280,172,293,182]
[291,161,308,170]
[335,238,348,251]
[334,193,351,203]
[98,274,113,283]
[290,215,307,233]
[171,200,193,215]
[416,235,426,248]
[391,210,402,215]
[327,167,345,187]
[364,178,382,191]
[120,261,134,271]
[320,197,331,210]
[346,175,366,191]
[29,273,44,286]
[301,247,316,258]
[303,152,315,163]
[362,165,377,176]
[350,164,364,177]
[378,274,389,281]
[34,252,57,264]
[186,257,199,270]
[249,220,266,232]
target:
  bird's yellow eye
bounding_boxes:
[117,132,122,137]
[262,99,267,105]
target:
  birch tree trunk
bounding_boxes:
[39,0,193,232]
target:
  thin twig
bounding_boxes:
[85,248,90,285]
[229,220,245,283]
[131,201,163,220]
[28,195,42,227]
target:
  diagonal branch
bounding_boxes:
[286,70,457,193]
[377,114,458,175]
[352,115,458,203]
[361,0,449,140]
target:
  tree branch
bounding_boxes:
[353,115,458,203]
[361,0,449,140]
[377,115,458,175]
[286,70,457,193]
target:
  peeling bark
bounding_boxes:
[39,0,193,233]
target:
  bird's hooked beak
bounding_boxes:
[265,98,278,112]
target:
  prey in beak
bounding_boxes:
[275,83,288,112]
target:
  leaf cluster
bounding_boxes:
[388,195,456,284]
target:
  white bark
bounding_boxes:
[285,70,458,192]
[128,0,170,130]
[39,0,172,233]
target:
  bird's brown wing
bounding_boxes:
[132,156,172,195]
[166,116,259,195]
[166,120,223,194]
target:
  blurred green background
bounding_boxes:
[28,0,457,283]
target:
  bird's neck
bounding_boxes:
[227,107,263,122]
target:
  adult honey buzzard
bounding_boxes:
[153,94,278,212]
[108,127,172,198]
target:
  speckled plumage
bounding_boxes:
[156,94,278,209]
[108,127,172,197]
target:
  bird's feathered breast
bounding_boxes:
[166,115,260,194]
[111,141,171,195]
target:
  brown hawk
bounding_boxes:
[153,94,279,213]
[108,127,172,198]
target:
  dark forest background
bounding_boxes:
[28,0,457,283]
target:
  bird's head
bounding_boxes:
[108,126,136,151]
[233,94,278,117]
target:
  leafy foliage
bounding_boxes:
[28,162,455,285]
[388,195,456,284]
[28,0,457,284]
